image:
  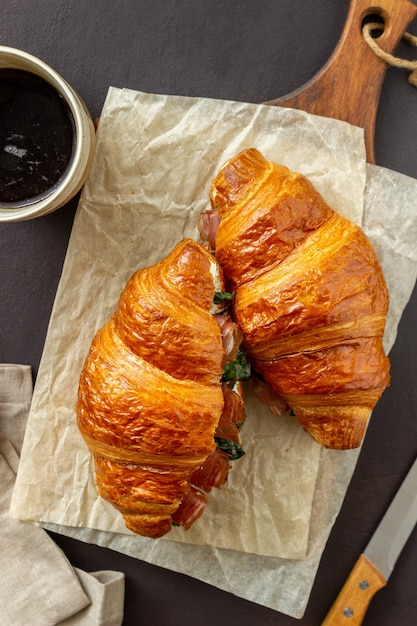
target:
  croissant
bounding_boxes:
[76,238,246,538]
[200,148,390,450]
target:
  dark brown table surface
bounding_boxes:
[1,2,417,624]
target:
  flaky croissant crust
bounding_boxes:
[209,148,390,449]
[77,239,226,538]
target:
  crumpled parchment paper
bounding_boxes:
[10,87,417,618]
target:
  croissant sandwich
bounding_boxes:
[76,239,247,539]
[199,147,390,450]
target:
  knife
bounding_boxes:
[322,455,417,625]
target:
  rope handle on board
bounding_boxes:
[363,21,417,87]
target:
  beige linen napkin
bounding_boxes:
[0,364,125,626]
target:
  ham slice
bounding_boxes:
[171,486,207,530]
[190,448,231,492]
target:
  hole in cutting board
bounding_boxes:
[362,12,386,38]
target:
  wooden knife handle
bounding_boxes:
[321,554,387,625]
[267,0,417,163]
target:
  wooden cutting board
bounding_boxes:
[267,0,417,163]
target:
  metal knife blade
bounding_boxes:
[322,454,417,625]
[364,454,417,579]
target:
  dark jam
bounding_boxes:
[0,68,75,205]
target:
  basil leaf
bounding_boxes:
[214,291,235,305]
[221,349,251,382]
[215,437,246,460]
